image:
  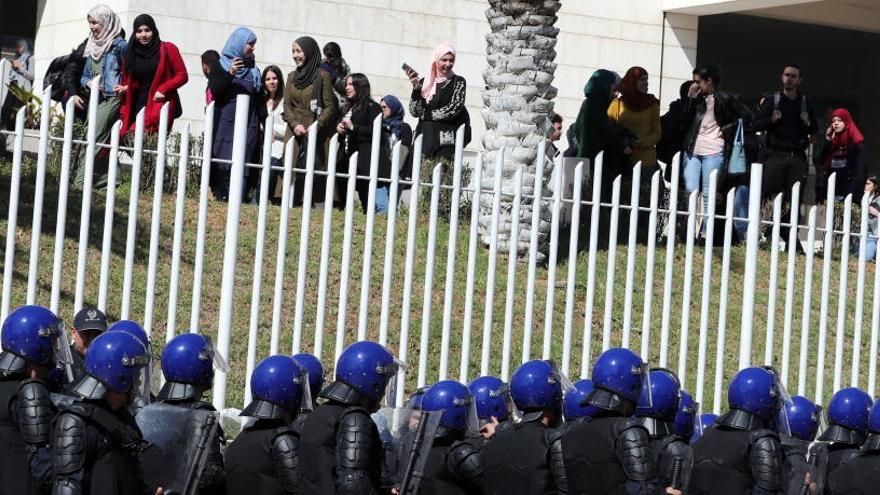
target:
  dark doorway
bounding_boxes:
[0,0,37,55]
[697,13,880,180]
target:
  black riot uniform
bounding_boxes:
[780,436,818,495]
[419,430,483,495]
[562,413,658,494]
[0,375,56,494]
[642,416,693,491]
[482,417,567,494]
[812,423,864,483]
[160,398,227,494]
[690,410,783,495]
[827,431,880,494]
[51,398,147,494]
[299,381,386,494]
[225,418,300,494]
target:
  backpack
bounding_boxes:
[43,52,72,102]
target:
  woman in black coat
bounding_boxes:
[405,44,470,160]
[337,73,392,213]
[816,108,867,201]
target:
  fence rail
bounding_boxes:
[1,85,878,413]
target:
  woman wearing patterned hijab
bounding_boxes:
[73,4,127,189]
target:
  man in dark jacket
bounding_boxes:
[752,64,816,248]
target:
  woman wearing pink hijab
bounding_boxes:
[405,44,470,160]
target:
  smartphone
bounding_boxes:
[402,63,415,75]
[243,58,256,69]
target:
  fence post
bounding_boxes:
[120,109,145,320]
[51,98,78,314]
[0,59,8,110]
[439,125,466,380]
[640,171,661,361]
[621,163,641,347]
[1,108,25,322]
[522,140,546,363]
[542,156,563,360]
[418,164,444,387]
[97,121,122,311]
[292,122,318,353]
[480,149,505,377]
[814,173,836,403]
[678,191,698,384]
[581,152,604,376]
[334,152,360,364]
[396,136,423,406]
[563,163,585,376]
[696,170,718,402]
[868,223,880,395]
[165,123,191,340]
[781,182,801,386]
[212,94,250,410]
[832,194,853,392]
[713,188,736,414]
[269,139,295,355]
[851,192,870,387]
[356,116,383,342]
[738,162,763,370]
[763,194,783,366]
[378,142,401,347]
[190,102,215,332]
[26,87,53,304]
[143,103,170,335]
[798,206,818,396]
[601,176,622,352]
[314,134,339,358]
[460,153,483,382]
[244,115,276,407]
[659,153,681,368]
[501,166,523,381]
[73,77,102,313]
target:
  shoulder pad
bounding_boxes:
[16,379,55,444]
[448,440,483,481]
[750,428,780,443]
[336,409,375,469]
[750,433,783,491]
[270,429,300,471]
[52,411,87,474]
[616,420,657,482]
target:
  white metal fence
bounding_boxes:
[1,84,878,414]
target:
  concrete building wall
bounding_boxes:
[31,0,698,152]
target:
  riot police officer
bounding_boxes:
[636,369,693,492]
[108,320,153,407]
[691,413,718,444]
[813,387,872,478]
[291,351,324,432]
[67,306,107,384]
[0,305,68,493]
[406,380,483,494]
[482,359,568,494]
[781,396,821,495]
[690,366,787,495]
[51,330,152,494]
[300,340,402,493]
[563,379,599,423]
[562,347,660,495]
[157,332,228,494]
[673,390,699,441]
[827,398,880,494]
[468,375,512,439]
[225,355,308,494]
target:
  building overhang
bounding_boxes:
[663,0,815,16]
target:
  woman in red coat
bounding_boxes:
[116,14,188,135]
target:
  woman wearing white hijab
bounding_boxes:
[73,4,127,189]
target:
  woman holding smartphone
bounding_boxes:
[208,26,262,202]
[405,44,470,161]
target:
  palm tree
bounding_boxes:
[482,0,562,261]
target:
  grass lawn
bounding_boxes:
[0,156,873,413]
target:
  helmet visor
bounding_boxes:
[455,394,480,435]
[636,363,653,409]
[298,370,314,413]
[49,321,75,383]
[131,363,151,410]
[765,366,791,436]
[381,358,407,408]
[816,404,828,438]
[202,336,229,373]
[549,361,574,393]
[490,382,514,421]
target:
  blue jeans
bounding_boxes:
[683,152,725,235]
[855,237,878,262]
[375,186,390,213]
[733,185,750,237]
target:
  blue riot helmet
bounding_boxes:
[158,333,228,401]
[819,387,872,445]
[586,347,649,413]
[510,360,569,423]
[334,341,402,404]
[725,366,790,434]
[421,380,479,433]
[691,413,719,443]
[292,352,325,399]
[71,331,150,402]
[408,385,431,410]
[564,379,600,421]
[866,400,880,451]
[0,305,71,378]
[674,390,699,439]
[636,369,681,437]
[242,355,310,419]
[109,320,149,350]
[468,375,512,422]
[785,395,822,441]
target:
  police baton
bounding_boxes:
[670,457,683,490]
[399,412,429,495]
